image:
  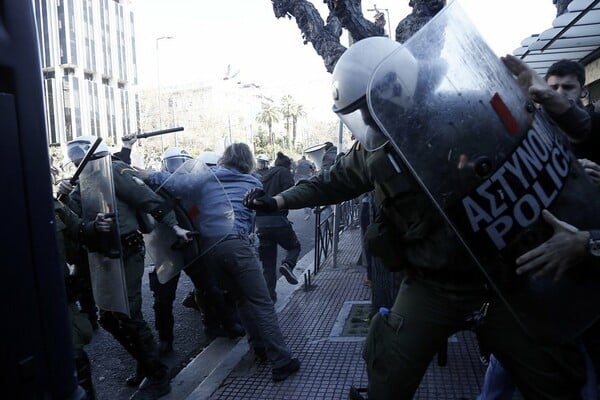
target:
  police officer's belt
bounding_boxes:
[121,231,144,252]
[222,234,248,241]
[410,267,484,285]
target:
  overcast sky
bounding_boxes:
[133,0,557,108]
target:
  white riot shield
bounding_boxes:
[79,155,129,316]
[143,188,200,284]
[145,158,234,283]
[366,1,600,340]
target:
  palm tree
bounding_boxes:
[290,103,306,147]
[255,102,281,159]
[280,95,294,147]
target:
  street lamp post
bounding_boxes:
[367,5,392,39]
[155,36,174,151]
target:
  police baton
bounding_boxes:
[122,126,184,141]
[57,137,102,202]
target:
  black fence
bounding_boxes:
[304,199,361,291]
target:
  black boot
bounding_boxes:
[182,290,200,310]
[152,300,174,350]
[158,339,173,355]
[74,350,96,400]
[129,364,171,400]
[224,321,245,339]
[126,362,146,387]
[348,386,368,400]
[99,312,147,387]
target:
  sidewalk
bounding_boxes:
[173,225,487,400]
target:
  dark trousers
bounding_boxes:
[98,250,165,377]
[148,259,239,340]
[364,276,586,400]
[257,222,301,301]
[74,255,97,320]
[203,237,292,368]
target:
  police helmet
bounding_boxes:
[161,147,193,173]
[66,135,110,165]
[198,151,221,167]
[256,154,269,168]
[331,37,417,150]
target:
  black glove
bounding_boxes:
[243,188,278,212]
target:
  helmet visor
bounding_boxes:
[337,105,388,151]
[66,142,109,164]
[164,157,189,173]
[67,144,88,163]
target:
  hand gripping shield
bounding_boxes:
[145,158,234,283]
[366,1,600,341]
[79,155,129,316]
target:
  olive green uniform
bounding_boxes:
[279,142,585,399]
[53,199,95,398]
[67,158,179,388]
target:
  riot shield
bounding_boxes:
[145,158,234,283]
[143,188,201,284]
[79,155,129,316]
[367,1,600,341]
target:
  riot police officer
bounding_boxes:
[147,147,193,355]
[160,146,192,173]
[255,154,270,178]
[59,136,192,400]
[244,37,587,399]
[53,197,112,399]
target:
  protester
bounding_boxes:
[256,151,302,302]
[145,147,243,357]
[476,57,600,399]
[502,56,600,163]
[146,143,301,382]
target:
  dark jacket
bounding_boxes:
[570,104,600,164]
[258,165,295,219]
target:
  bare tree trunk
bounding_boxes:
[395,0,446,43]
[270,0,444,71]
[554,0,573,16]
[271,0,384,72]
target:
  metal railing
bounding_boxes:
[303,199,361,291]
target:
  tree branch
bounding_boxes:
[270,0,445,72]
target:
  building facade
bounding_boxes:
[33,0,139,146]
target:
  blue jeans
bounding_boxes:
[479,346,598,400]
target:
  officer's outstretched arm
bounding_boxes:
[243,188,281,212]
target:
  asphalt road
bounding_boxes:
[87,209,316,399]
